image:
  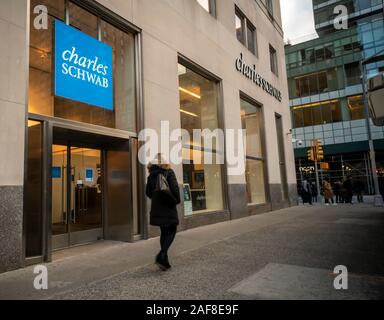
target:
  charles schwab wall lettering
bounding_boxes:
[235,53,282,102]
[54,19,113,110]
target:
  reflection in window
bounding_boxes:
[345,62,361,86]
[28,0,137,132]
[269,45,278,75]
[241,98,266,205]
[68,2,98,37]
[291,100,342,128]
[178,63,223,214]
[294,70,337,98]
[197,0,210,11]
[235,10,246,45]
[247,24,256,55]
[235,7,257,55]
[266,0,274,17]
[29,0,64,116]
[348,95,365,120]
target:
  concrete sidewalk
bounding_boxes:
[0,203,383,300]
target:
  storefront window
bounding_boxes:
[240,98,266,205]
[29,0,137,132]
[178,63,224,214]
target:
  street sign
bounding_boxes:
[320,162,329,170]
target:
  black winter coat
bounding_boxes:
[146,166,181,226]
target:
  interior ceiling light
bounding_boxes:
[179,87,201,99]
[292,99,339,110]
[180,108,199,117]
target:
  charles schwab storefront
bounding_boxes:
[24,0,143,265]
[0,0,297,272]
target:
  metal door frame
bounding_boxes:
[27,114,136,262]
[275,113,289,202]
[51,143,104,250]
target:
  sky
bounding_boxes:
[280,0,318,44]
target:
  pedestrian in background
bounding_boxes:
[301,177,312,205]
[343,176,354,204]
[323,178,336,206]
[146,153,181,271]
[333,180,342,203]
[311,182,318,203]
[353,178,365,203]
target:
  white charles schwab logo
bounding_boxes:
[60,46,110,88]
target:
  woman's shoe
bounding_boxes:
[164,255,171,269]
[156,252,168,271]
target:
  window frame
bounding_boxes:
[269,44,278,76]
[177,54,229,215]
[290,99,343,128]
[240,92,269,206]
[266,0,274,18]
[28,0,140,133]
[235,6,258,56]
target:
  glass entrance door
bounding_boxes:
[52,144,103,250]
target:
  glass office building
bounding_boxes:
[285,0,384,194]
[0,0,296,273]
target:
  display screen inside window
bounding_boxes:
[28,0,137,132]
[178,63,224,214]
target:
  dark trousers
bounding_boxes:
[302,191,312,204]
[160,225,177,255]
[325,198,334,204]
[356,193,363,203]
[345,192,353,203]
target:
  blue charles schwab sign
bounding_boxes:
[54,19,113,110]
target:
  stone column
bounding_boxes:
[0,0,28,273]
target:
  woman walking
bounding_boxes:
[323,178,336,206]
[146,154,181,271]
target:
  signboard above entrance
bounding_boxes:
[54,20,113,110]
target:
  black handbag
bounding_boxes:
[155,172,177,206]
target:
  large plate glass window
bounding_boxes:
[178,63,224,214]
[240,98,267,205]
[29,0,136,132]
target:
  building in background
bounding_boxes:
[285,0,384,194]
[0,0,295,273]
